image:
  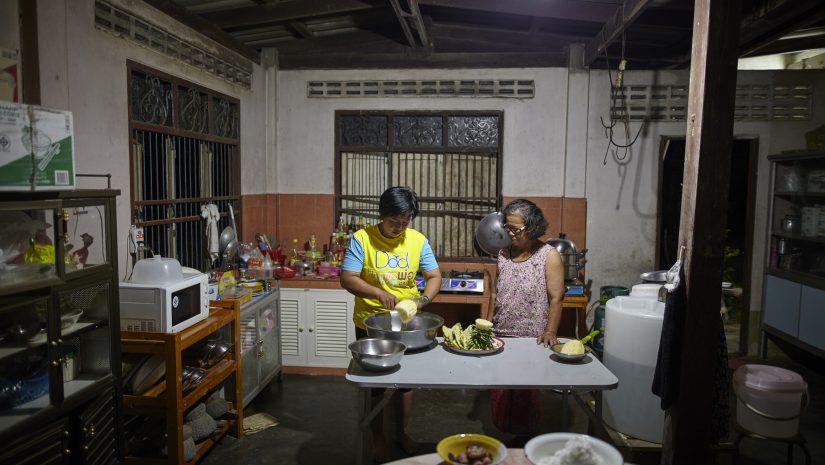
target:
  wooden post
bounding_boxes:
[18,0,40,105]
[663,0,741,464]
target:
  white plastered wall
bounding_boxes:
[35,0,274,279]
[276,68,574,197]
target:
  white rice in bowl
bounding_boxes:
[536,436,604,465]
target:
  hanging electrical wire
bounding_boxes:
[600,21,645,165]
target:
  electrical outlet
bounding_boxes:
[129,225,144,253]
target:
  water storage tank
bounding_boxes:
[602,289,665,443]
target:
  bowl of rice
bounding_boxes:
[524,433,622,465]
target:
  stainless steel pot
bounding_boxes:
[546,233,587,281]
[363,312,444,350]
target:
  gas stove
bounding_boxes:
[564,281,585,296]
[414,270,485,294]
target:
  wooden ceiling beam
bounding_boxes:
[429,23,587,51]
[278,51,568,69]
[199,0,375,29]
[256,29,403,53]
[417,0,618,23]
[746,33,825,57]
[584,0,654,66]
[143,0,261,63]
[286,21,315,39]
[739,0,825,57]
[389,0,430,48]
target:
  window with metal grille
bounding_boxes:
[335,111,502,259]
[128,62,240,271]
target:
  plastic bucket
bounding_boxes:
[733,364,808,438]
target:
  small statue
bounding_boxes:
[72,233,94,266]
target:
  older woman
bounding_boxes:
[490,198,565,437]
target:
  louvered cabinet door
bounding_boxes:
[0,418,70,465]
[306,290,355,368]
[280,289,306,366]
[75,386,119,465]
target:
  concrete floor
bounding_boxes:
[200,347,825,465]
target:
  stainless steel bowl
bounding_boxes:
[349,338,406,371]
[363,311,444,350]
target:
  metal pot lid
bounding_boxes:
[475,211,511,256]
[546,233,578,255]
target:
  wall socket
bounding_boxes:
[129,225,144,253]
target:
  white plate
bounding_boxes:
[722,282,732,288]
[443,337,504,355]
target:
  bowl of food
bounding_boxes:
[363,311,444,350]
[437,433,507,465]
[524,433,622,465]
[349,338,406,371]
[550,331,598,362]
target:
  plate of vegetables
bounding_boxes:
[442,319,504,355]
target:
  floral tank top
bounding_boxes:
[492,244,552,337]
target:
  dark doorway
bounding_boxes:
[656,138,758,355]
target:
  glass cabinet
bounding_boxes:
[763,152,825,358]
[0,190,122,463]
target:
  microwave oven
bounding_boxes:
[119,272,209,333]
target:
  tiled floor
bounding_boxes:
[200,346,824,465]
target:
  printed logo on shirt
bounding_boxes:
[375,250,409,269]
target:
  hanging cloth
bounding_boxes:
[201,203,220,263]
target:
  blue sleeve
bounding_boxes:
[419,239,438,272]
[341,236,364,273]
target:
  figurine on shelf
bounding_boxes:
[71,232,93,267]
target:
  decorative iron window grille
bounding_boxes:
[128,62,241,271]
[336,112,502,258]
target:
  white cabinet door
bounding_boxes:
[280,289,355,367]
[280,289,306,366]
[799,285,825,351]
[763,275,801,337]
[306,290,355,368]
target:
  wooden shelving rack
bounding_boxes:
[120,303,243,465]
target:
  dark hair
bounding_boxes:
[502,199,547,240]
[379,186,419,219]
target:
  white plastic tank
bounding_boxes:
[602,285,665,443]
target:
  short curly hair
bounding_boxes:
[502,199,548,240]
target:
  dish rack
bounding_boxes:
[120,303,243,464]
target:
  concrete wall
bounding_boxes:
[276,68,574,196]
[1,2,19,50]
[33,0,274,277]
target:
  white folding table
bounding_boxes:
[345,337,619,465]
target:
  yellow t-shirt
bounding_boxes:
[348,225,427,329]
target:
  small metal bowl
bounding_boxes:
[550,340,591,362]
[349,338,406,371]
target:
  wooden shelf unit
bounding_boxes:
[120,304,243,465]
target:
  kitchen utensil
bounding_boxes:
[60,308,83,330]
[640,270,668,283]
[363,311,444,350]
[131,255,184,285]
[443,337,505,356]
[130,355,166,395]
[524,433,622,465]
[388,310,403,331]
[348,338,406,371]
[181,366,207,393]
[219,226,235,254]
[781,215,801,234]
[437,433,507,465]
[546,233,587,281]
[474,211,511,257]
[207,341,232,367]
[228,204,238,238]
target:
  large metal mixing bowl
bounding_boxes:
[363,311,444,350]
[349,338,406,371]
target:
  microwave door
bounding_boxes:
[170,284,201,331]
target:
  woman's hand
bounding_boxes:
[376,290,398,310]
[537,331,558,347]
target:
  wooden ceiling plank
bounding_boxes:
[390,0,420,47]
[260,29,404,53]
[739,0,825,57]
[200,0,375,28]
[143,0,260,63]
[278,50,568,69]
[417,0,618,23]
[430,23,587,51]
[286,21,315,39]
[747,33,825,57]
[584,0,654,66]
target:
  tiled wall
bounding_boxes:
[240,193,586,265]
